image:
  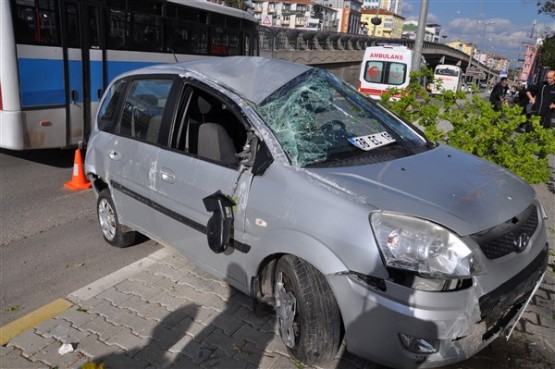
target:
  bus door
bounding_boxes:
[62,0,104,147]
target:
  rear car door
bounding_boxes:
[104,75,176,240]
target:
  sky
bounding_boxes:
[401,0,555,68]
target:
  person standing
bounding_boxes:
[489,77,508,111]
[526,70,555,128]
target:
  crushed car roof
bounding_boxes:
[125,56,312,105]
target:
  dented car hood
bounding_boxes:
[307,144,535,236]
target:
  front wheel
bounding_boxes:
[274,255,342,365]
[97,189,137,248]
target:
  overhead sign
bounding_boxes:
[499,70,508,77]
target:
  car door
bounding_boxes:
[153,83,253,288]
[104,75,176,239]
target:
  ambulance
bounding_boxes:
[358,45,413,99]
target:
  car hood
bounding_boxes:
[306,145,535,236]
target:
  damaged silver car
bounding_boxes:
[85,56,548,369]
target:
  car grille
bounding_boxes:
[478,245,548,340]
[471,205,539,259]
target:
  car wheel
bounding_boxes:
[274,255,342,365]
[97,189,137,248]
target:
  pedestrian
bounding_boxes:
[489,77,508,111]
[526,70,555,129]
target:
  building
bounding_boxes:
[401,20,441,42]
[361,0,403,13]
[517,43,540,86]
[251,0,339,31]
[361,8,404,38]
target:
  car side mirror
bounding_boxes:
[203,191,235,253]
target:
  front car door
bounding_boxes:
[153,82,253,288]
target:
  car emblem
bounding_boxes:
[513,233,530,253]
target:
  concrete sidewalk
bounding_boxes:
[1,181,554,369]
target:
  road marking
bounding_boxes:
[0,298,73,345]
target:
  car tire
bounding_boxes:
[97,189,137,248]
[274,255,342,365]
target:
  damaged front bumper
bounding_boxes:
[330,244,548,369]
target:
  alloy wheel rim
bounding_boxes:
[274,271,298,348]
[98,198,116,241]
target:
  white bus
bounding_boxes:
[0,0,259,150]
[358,45,413,100]
[430,64,463,94]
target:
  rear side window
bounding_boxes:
[116,78,173,144]
[97,79,126,132]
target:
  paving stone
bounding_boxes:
[80,316,122,342]
[167,333,194,354]
[89,351,148,369]
[76,333,124,358]
[192,306,219,326]
[233,306,273,330]
[7,330,55,359]
[201,347,255,369]
[232,324,276,351]
[133,340,181,368]
[202,328,240,357]
[169,353,203,369]
[104,326,149,354]
[34,318,64,337]
[30,340,83,369]
[208,312,245,336]
[523,320,555,338]
[147,263,186,282]
[159,304,198,329]
[181,339,216,366]
[269,354,299,369]
[57,306,97,329]
[115,310,157,336]
[0,346,47,369]
[167,283,214,306]
[96,287,133,306]
[90,299,130,323]
[201,295,244,317]
[184,321,216,341]
[260,317,279,334]
[39,318,89,344]
[116,279,163,302]
[237,341,280,369]
[128,269,166,286]
[149,292,190,311]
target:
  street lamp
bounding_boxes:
[467,19,495,82]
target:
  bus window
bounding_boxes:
[364,61,383,83]
[65,4,80,48]
[14,0,59,45]
[387,63,406,85]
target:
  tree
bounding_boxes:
[538,0,555,17]
[223,0,248,10]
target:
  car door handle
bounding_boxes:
[160,167,175,183]
[109,150,121,161]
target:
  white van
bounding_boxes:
[358,45,413,99]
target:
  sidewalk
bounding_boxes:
[1,185,554,369]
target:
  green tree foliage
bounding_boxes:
[538,35,555,71]
[381,69,555,183]
[223,0,248,10]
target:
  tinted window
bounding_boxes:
[116,78,173,144]
[14,0,59,45]
[97,79,126,132]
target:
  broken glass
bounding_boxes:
[257,69,427,167]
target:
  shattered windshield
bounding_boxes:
[256,69,428,167]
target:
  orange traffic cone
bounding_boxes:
[64,148,92,190]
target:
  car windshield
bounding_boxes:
[256,69,428,167]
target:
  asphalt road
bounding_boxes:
[0,149,161,326]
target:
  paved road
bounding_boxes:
[0,149,161,326]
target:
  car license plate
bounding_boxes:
[348,132,395,151]
[505,271,545,340]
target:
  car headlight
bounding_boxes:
[370,212,483,278]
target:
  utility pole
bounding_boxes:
[411,0,429,71]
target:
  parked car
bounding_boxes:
[85,56,548,369]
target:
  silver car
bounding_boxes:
[84,56,548,369]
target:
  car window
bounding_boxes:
[115,78,173,144]
[171,86,247,168]
[257,69,428,167]
[97,79,126,132]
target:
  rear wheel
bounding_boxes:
[97,189,137,248]
[274,255,342,365]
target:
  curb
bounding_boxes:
[0,248,172,346]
